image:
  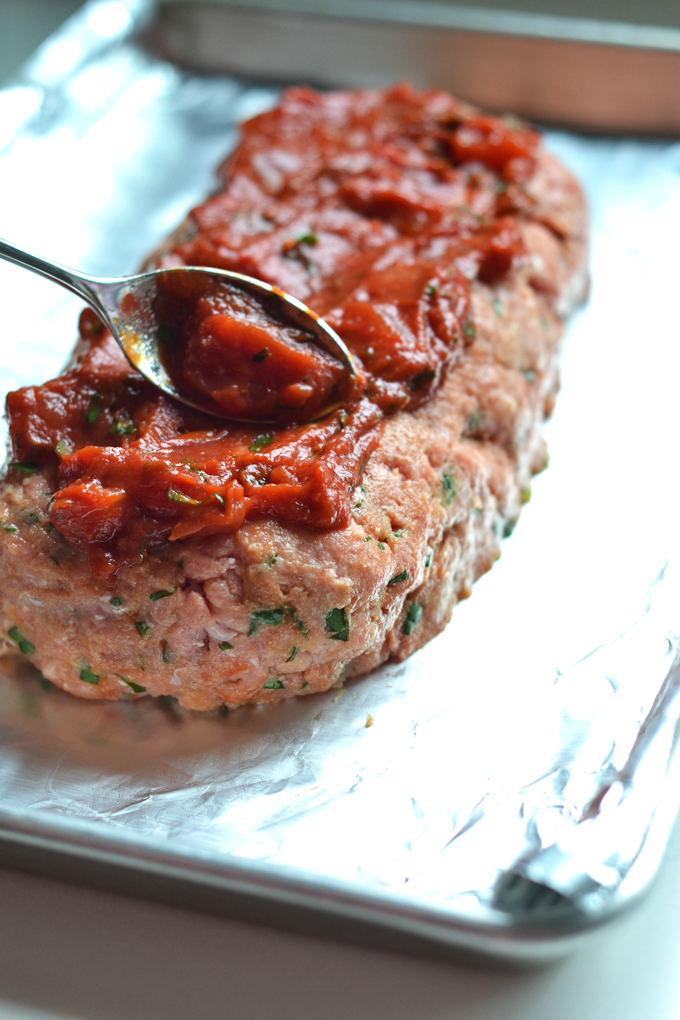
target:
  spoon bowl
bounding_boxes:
[0,238,356,423]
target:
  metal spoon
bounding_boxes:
[0,237,356,422]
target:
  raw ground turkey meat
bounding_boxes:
[0,84,587,710]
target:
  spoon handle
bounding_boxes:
[0,236,104,310]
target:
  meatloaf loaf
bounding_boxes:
[0,84,588,710]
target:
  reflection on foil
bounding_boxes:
[1,0,680,948]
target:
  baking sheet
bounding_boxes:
[1,0,680,961]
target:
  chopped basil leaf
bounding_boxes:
[377,542,385,550]
[25,512,39,525]
[135,620,150,637]
[263,678,285,690]
[492,298,503,317]
[285,606,309,635]
[425,548,433,568]
[388,570,409,586]
[161,643,172,664]
[403,603,423,636]
[110,596,123,607]
[391,529,405,538]
[248,607,285,635]
[8,627,34,656]
[149,588,176,601]
[123,678,146,693]
[463,322,476,339]
[286,646,299,662]
[80,664,99,684]
[325,606,349,642]
[109,418,135,436]
[248,434,272,452]
[252,348,270,363]
[2,523,17,533]
[219,641,233,651]
[425,281,438,296]
[442,473,456,505]
[55,440,71,456]
[520,487,532,504]
[410,368,435,391]
[301,682,311,691]
[266,553,278,566]
[9,462,38,475]
[467,411,482,432]
[363,536,373,542]
[167,487,201,504]
[213,492,225,507]
[86,399,102,424]
[297,232,318,246]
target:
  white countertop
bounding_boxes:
[1,817,680,1020]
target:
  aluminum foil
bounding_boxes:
[1,0,680,954]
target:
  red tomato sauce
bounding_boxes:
[5,84,536,578]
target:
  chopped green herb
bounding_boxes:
[503,518,517,538]
[463,322,476,339]
[267,553,278,566]
[425,548,433,568]
[338,410,348,427]
[252,348,270,363]
[354,499,364,509]
[80,664,99,684]
[248,434,272,453]
[55,440,71,456]
[377,542,386,551]
[363,536,373,542]
[403,603,423,636]
[8,626,34,655]
[158,324,175,345]
[523,369,536,383]
[425,282,438,296]
[212,492,225,508]
[495,180,508,194]
[325,606,350,642]
[109,418,135,436]
[123,678,146,693]
[25,513,39,525]
[285,606,309,635]
[167,487,201,505]
[391,529,405,538]
[286,646,299,662]
[388,570,409,585]
[149,588,176,601]
[263,678,285,690]
[161,643,172,664]
[301,682,312,691]
[297,232,318,246]
[467,411,482,432]
[493,298,503,317]
[86,398,102,424]
[410,368,436,391]
[2,523,17,533]
[520,487,532,504]
[110,596,123,607]
[442,473,456,505]
[219,641,233,651]
[9,462,38,475]
[186,463,208,483]
[177,560,184,570]
[248,607,286,635]
[45,522,56,533]
[135,620,150,637]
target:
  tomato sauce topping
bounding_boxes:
[5,84,537,578]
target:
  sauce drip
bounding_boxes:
[5,84,536,577]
